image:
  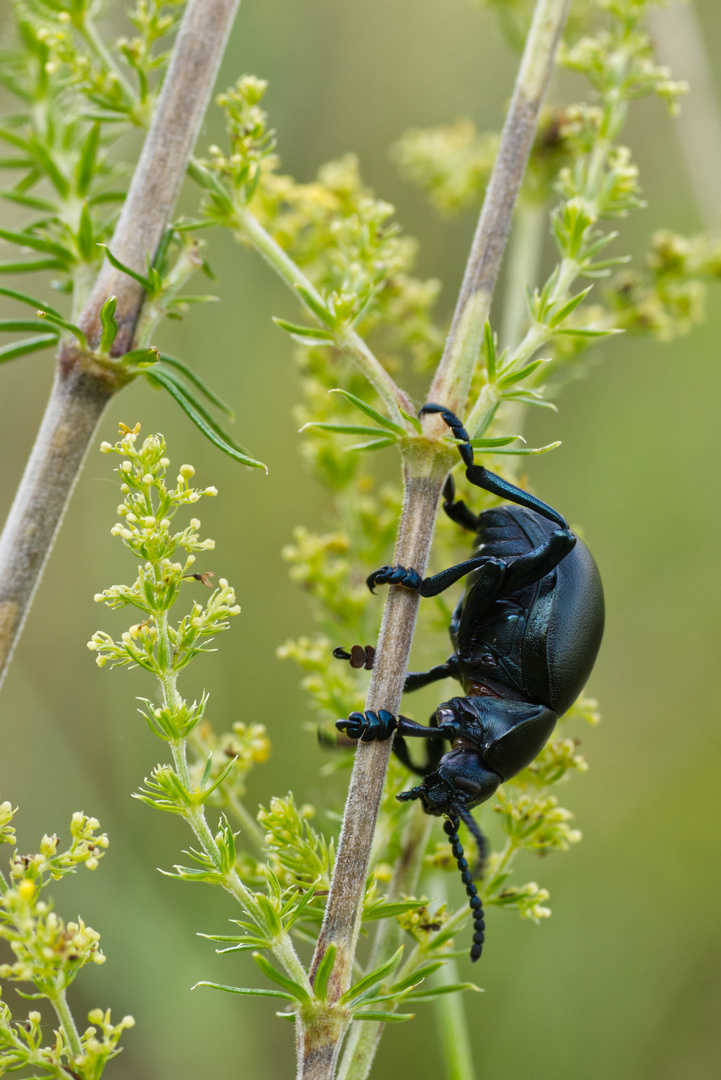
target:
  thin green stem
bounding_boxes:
[77,16,137,108]
[234,207,414,424]
[434,958,476,1080]
[49,989,82,1060]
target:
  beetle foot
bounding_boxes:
[333,644,375,670]
[367,565,423,593]
[336,709,397,742]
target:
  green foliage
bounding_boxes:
[0,0,262,466]
[0,806,134,1079]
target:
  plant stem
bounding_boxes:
[434,958,476,1080]
[235,207,414,423]
[50,989,82,1059]
[0,0,241,692]
[428,0,570,419]
[337,806,432,1080]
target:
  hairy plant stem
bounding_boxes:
[337,806,432,1080]
[0,0,241,692]
[428,0,570,420]
[50,988,82,1059]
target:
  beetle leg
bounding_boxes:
[392,730,447,777]
[403,657,459,692]
[442,474,479,532]
[465,463,569,530]
[336,709,398,741]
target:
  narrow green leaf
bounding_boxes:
[345,438,396,453]
[273,317,335,347]
[0,191,57,212]
[496,359,548,389]
[276,1010,296,1022]
[0,319,58,334]
[76,201,95,261]
[36,310,87,347]
[547,286,592,329]
[99,295,118,353]
[0,226,70,262]
[483,441,561,456]
[299,423,391,438]
[0,334,57,365]
[158,354,234,418]
[352,1011,414,1023]
[193,981,295,1001]
[362,900,428,922]
[469,435,524,449]
[329,389,406,435]
[313,943,336,1001]
[554,327,622,338]
[389,962,443,993]
[0,258,65,274]
[146,369,266,470]
[76,123,100,196]
[501,390,557,412]
[0,286,61,317]
[399,407,423,434]
[253,953,311,1003]
[402,983,482,1000]
[484,320,496,381]
[341,946,404,1004]
[294,284,335,327]
[99,244,153,293]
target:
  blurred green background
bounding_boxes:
[2,1,721,1077]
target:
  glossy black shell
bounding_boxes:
[450,505,604,714]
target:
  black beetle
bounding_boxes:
[336,404,604,960]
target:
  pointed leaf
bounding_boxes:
[0,334,57,365]
[402,983,482,1000]
[547,286,592,329]
[146,369,266,470]
[0,258,65,274]
[0,191,57,212]
[352,1010,414,1022]
[554,327,622,338]
[483,441,561,456]
[253,953,311,1003]
[299,423,391,438]
[484,320,496,381]
[341,946,404,1004]
[273,317,335,347]
[294,284,335,327]
[399,407,423,434]
[469,435,524,449]
[193,981,295,1001]
[76,123,100,196]
[0,319,58,334]
[345,438,396,453]
[99,244,153,293]
[501,391,558,411]
[99,295,118,353]
[362,900,429,922]
[36,310,87,347]
[0,226,70,262]
[389,962,443,993]
[0,287,61,317]
[313,943,336,1001]
[496,359,548,389]
[157,355,234,418]
[329,389,406,435]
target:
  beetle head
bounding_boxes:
[398,746,501,815]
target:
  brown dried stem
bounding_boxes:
[0,0,240,688]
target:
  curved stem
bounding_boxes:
[50,989,82,1060]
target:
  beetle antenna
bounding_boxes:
[445,810,486,962]
[454,801,487,878]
